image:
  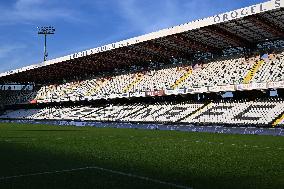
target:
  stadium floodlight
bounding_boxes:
[37,26,56,62]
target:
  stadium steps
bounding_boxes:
[177,102,212,122]
[171,69,192,89]
[60,84,78,96]
[272,113,284,127]
[243,60,265,84]
[119,105,147,120]
[81,106,109,119]
[78,82,95,96]
[86,79,109,96]
[122,74,144,93]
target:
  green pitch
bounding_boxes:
[0,123,283,189]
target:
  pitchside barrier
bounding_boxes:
[0,119,283,136]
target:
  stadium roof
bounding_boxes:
[1,0,284,83]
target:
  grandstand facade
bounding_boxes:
[1,0,284,130]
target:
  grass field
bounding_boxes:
[0,123,284,189]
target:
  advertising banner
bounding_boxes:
[236,83,253,91]
[186,87,208,94]
[236,82,267,91]
[208,85,235,92]
[129,91,145,98]
[251,82,267,90]
[267,81,284,89]
[177,88,187,94]
[145,90,165,97]
[165,89,180,95]
[121,93,129,98]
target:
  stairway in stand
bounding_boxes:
[171,69,192,89]
[272,113,284,127]
[122,74,144,93]
[243,60,265,84]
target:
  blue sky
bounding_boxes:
[0,0,266,73]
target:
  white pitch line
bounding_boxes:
[0,166,192,189]
[87,166,192,189]
[0,167,89,181]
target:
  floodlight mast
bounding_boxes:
[37,26,55,62]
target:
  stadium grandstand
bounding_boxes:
[1,0,284,134]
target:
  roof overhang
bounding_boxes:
[1,0,284,83]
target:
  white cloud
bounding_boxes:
[115,0,261,35]
[116,0,215,34]
[0,44,26,59]
[0,0,79,25]
[0,42,40,73]
[15,0,43,8]
[0,43,30,73]
[116,0,181,34]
